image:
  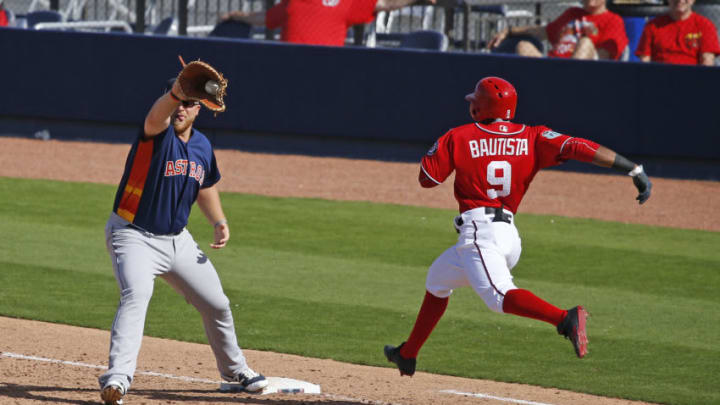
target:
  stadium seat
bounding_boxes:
[623,16,647,62]
[151,16,175,35]
[26,10,63,29]
[455,1,536,49]
[399,30,448,51]
[208,20,252,39]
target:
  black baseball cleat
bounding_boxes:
[384,342,416,376]
[557,306,589,358]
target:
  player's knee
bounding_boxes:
[197,294,231,314]
[119,286,154,305]
[427,286,452,299]
[476,286,504,313]
[477,281,517,313]
[425,281,453,299]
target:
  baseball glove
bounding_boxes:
[174,55,228,113]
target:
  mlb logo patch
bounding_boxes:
[541,130,562,139]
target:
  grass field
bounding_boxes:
[1,177,718,405]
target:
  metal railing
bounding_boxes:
[5,0,720,55]
[34,19,134,31]
[4,0,572,45]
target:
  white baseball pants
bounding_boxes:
[425,207,522,313]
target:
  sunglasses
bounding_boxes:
[180,100,200,108]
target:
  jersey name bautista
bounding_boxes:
[469,138,529,158]
[164,159,205,185]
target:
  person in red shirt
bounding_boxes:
[636,0,720,66]
[222,0,433,47]
[0,1,10,27]
[488,0,628,60]
[384,77,652,376]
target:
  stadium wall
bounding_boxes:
[1,27,718,179]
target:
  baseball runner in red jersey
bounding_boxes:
[384,77,652,376]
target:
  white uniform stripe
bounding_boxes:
[420,164,442,185]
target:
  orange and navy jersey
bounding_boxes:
[112,126,220,234]
[421,121,594,214]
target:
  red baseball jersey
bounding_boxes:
[266,0,378,46]
[546,7,628,60]
[635,12,720,65]
[421,121,598,214]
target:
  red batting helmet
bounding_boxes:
[465,77,517,121]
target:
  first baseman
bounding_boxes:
[98,67,267,404]
[385,76,652,376]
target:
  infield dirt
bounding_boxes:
[3,136,715,405]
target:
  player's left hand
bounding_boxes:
[632,170,652,205]
[175,56,228,113]
[453,215,463,233]
[211,223,230,249]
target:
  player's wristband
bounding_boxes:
[612,154,636,173]
[214,219,228,228]
[628,165,644,177]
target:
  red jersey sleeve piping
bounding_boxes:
[559,137,573,154]
[420,163,442,185]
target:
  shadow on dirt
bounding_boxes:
[0,383,371,404]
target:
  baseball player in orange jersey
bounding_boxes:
[384,76,652,375]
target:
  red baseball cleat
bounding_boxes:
[557,306,589,358]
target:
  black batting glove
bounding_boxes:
[630,166,652,204]
[454,215,463,233]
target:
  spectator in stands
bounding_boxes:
[635,0,720,66]
[0,1,10,27]
[487,0,628,60]
[220,0,434,47]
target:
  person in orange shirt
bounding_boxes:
[635,0,720,66]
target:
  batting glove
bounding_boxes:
[453,215,463,233]
[630,165,652,204]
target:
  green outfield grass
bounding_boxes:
[1,177,718,405]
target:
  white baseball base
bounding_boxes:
[220,377,321,395]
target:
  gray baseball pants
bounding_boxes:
[98,213,248,390]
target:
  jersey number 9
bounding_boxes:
[487,160,511,199]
